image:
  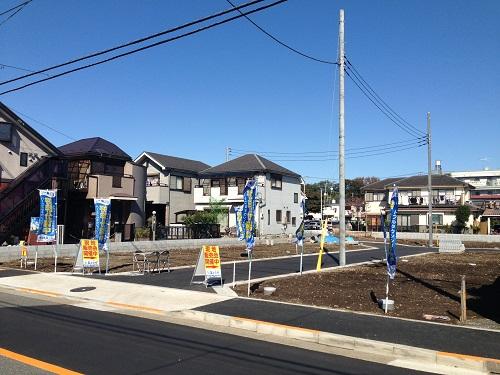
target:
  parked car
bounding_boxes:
[304,220,321,230]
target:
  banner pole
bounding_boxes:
[232,261,236,286]
[247,251,252,297]
[385,275,389,314]
[299,243,304,275]
[34,245,38,270]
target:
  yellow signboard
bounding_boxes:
[203,245,221,279]
[316,220,328,271]
[81,239,99,268]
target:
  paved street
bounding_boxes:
[95,243,434,290]
[0,290,428,375]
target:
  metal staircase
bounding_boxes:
[0,157,67,244]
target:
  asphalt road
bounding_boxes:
[95,244,434,290]
[0,291,428,375]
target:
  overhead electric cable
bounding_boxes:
[0,0,288,95]
[344,68,423,139]
[0,63,50,77]
[344,56,425,136]
[0,0,32,28]
[225,0,335,65]
[0,0,266,88]
[0,1,31,17]
[229,137,425,155]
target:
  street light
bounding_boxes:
[152,210,157,241]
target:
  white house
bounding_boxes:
[194,154,303,236]
[361,175,480,232]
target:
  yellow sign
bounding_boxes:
[80,239,99,268]
[20,241,27,257]
[203,245,221,279]
[316,220,328,271]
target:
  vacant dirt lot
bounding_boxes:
[236,251,500,328]
[1,242,358,273]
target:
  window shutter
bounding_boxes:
[183,177,192,192]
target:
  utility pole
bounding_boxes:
[427,112,433,247]
[320,187,323,222]
[338,9,346,266]
[225,147,231,162]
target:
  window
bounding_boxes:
[0,122,13,142]
[365,193,373,202]
[237,178,246,195]
[170,175,183,190]
[183,177,192,193]
[373,193,385,201]
[276,210,282,223]
[146,175,160,187]
[200,179,210,196]
[431,214,443,225]
[112,175,122,188]
[294,193,298,203]
[292,217,296,226]
[286,210,291,224]
[271,174,282,190]
[20,152,28,167]
[267,210,270,225]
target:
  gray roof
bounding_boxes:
[141,151,210,173]
[361,178,401,192]
[199,154,301,178]
[390,175,469,188]
[59,137,131,160]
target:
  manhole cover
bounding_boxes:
[70,287,96,293]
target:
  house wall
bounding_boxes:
[0,116,52,182]
[126,162,146,228]
[167,173,197,224]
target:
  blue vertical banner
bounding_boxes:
[387,187,399,279]
[295,195,305,246]
[241,180,257,251]
[37,189,57,242]
[94,198,111,250]
[235,205,244,241]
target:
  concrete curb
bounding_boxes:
[169,309,499,374]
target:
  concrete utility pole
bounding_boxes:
[320,188,323,222]
[338,9,346,266]
[427,112,433,247]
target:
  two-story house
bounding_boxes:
[194,154,303,236]
[362,175,479,232]
[59,137,146,241]
[134,152,210,225]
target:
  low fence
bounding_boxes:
[0,236,293,263]
[368,231,500,243]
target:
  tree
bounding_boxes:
[454,205,471,233]
[184,198,226,225]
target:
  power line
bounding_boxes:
[229,137,425,156]
[0,63,50,77]
[225,0,336,65]
[0,1,31,17]
[9,106,77,141]
[344,56,425,136]
[344,67,423,139]
[0,0,267,88]
[242,143,424,162]
[0,0,32,28]
[0,0,288,96]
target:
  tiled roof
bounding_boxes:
[391,175,469,188]
[59,137,131,160]
[141,152,210,173]
[199,154,300,178]
[360,178,401,192]
[483,208,500,217]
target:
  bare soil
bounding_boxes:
[235,251,500,329]
[1,242,358,273]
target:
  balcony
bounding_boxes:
[194,186,243,204]
[86,174,135,199]
[146,184,169,204]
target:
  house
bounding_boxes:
[194,154,303,236]
[134,152,210,225]
[0,102,61,191]
[361,175,480,232]
[60,137,146,241]
[449,169,500,234]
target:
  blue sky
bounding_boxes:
[1,0,499,182]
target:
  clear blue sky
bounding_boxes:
[1,0,499,182]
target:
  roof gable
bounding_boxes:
[199,154,300,178]
[136,152,211,173]
[59,137,131,160]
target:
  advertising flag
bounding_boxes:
[295,196,305,246]
[241,179,257,251]
[387,187,399,279]
[94,198,111,250]
[37,189,57,242]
